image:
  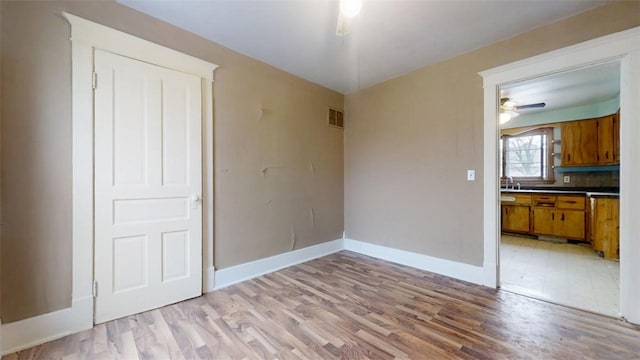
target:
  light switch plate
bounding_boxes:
[467,170,475,181]
[563,175,571,183]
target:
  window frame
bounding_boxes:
[500,127,555,184]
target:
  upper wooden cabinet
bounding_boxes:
[561,119,598,165]
[596,114,618,164]
[561,113,619,166]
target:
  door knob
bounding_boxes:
[190,194,201,209]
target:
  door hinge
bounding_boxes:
[92,281,98,297]
[92,72,98,90]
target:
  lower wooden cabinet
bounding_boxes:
[532,207,554,235]
[590,197,619,259]
[555,210,586,239]
[502,205,530,233]
[531,194,588,241]
[502,192,618,252]
[531,208,585,240]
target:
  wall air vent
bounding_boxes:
[328,108,344,129]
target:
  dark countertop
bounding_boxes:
[584,192,620,198]
[514,186,619,192]
[501,188,619,198]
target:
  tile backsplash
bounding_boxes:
[547,170,619,188]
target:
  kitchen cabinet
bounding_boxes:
[531,208,585,239]
[555,210,586,239]
[502,205,530,233]
[596,114,618,164]
[501,193,531,234]
[590,197,619,259]
[531,194,586,241]
[561,119,598,165]
[531,207,555,235]
[555,195,586,239]
[502,191,588,241]
[561,113,619,166]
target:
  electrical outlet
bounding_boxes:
[467,170,475,181]
[563,175,571,184]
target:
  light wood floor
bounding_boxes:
[5,251,640,359]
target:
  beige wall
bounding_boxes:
[0,1,344,323]
[344,2,640,266]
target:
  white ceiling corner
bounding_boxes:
[117,0,612,94]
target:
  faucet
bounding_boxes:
[507,176,514,189]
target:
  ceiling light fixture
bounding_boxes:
[336,0,362,36]
[499,110,520,124]
[502,100,516,110]
[340,0,362,18]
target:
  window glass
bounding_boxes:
[501,128,553,183]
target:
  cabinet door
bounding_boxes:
[532,208,555,236]
[561,119,598,165]
[597,115,617,165]
[556,210,585,240]
[502,205,530,233]
[613,113,620,164]
[591,198,619,259]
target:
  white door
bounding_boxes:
[94,50,202,323]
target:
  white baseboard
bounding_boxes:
[1,296,93,355]
[1,237,490,354]
[344,238,486,286]
[213,239,344,290]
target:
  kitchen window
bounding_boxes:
[500,128,554,183]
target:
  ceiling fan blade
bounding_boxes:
[515,102,546,109]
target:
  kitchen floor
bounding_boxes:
[500,234,620,317]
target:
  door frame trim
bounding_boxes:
[480,26,640,324]
[64,13,218,321]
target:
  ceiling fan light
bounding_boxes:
[503,100,516,109]
[336,13,352,36]
[499,112,511,124]
[340,0,362,18]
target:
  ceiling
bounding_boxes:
[500,62,620,115]
[118,0,611,94]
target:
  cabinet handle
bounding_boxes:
[565,200,577,204]
[561,213,565,221]
[605,151,609,159]
[505,208,508,214]
[552,213,555,220]
[567,154,571,161]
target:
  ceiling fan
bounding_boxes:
[500,98,546,124]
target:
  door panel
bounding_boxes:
[597,115,616,164]
[532,208,555,236]
[502,205,530,233]
[561,119,598,165]
[94,50,202,323]
[556,210,585,240]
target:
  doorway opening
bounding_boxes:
[480,26,640,325]
[496,63,621,317]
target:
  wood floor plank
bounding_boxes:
[5,251,640,359]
